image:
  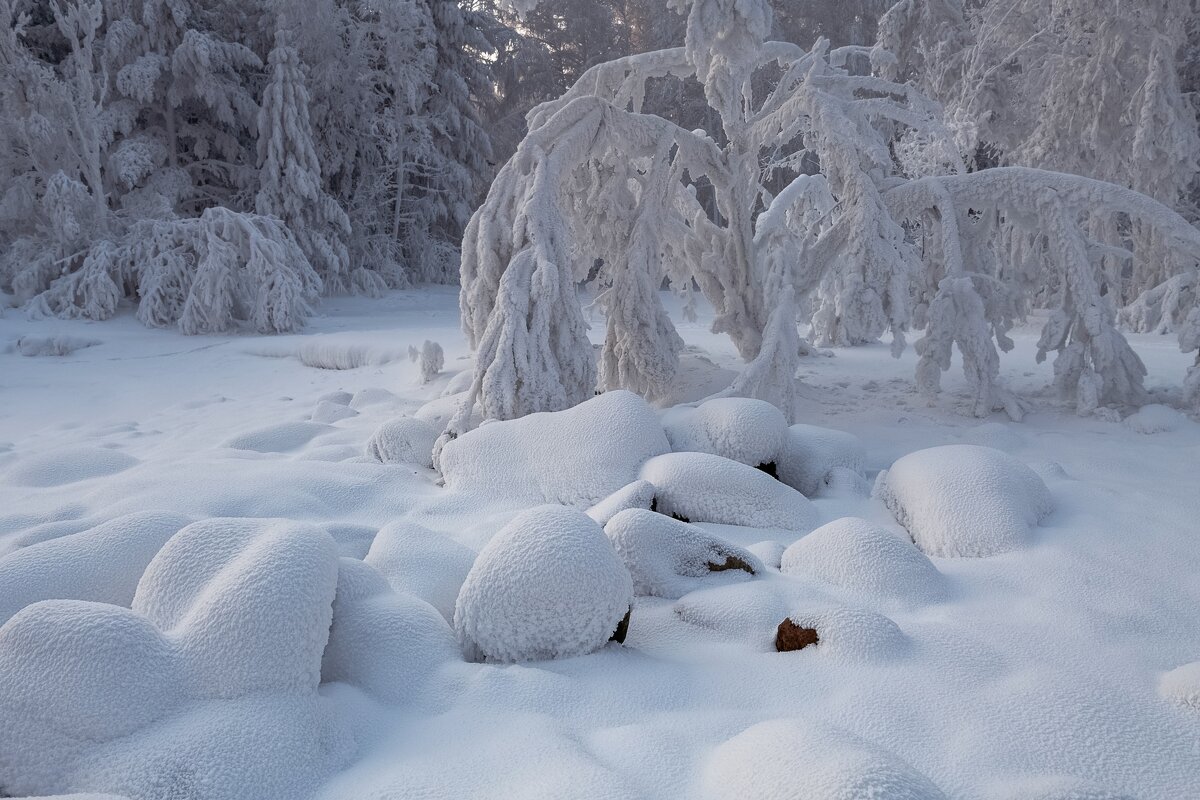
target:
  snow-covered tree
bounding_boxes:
[451,0,1200,440]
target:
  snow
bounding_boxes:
[586,479,657,526]
[454,505,633,663]
[1122,403,1188,434]
[875,444,1054,558]
[660,397,788,467]
[776,423,867,497]
[363,416,439,467]
[364,520,477,622]
[223,421,336,453]
[5,447,140,488]
[640,451,818,530]
[779,517,947,605]
[440,390,670,506]
[1159,661,1200,709]
[605,508,763,599]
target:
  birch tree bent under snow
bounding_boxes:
[453,0,1200,439]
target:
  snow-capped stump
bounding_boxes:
[1123,404,1188,434]
[453,506,633,663]
[875,445,1053,558]
[364,520,477,622]
[776,423,867,497]
[5,447,140,488]
[364,416,439,468]
[775,618,819,652]
[661,397,788,468]
[586,479,657,526]
[132,517,340,698]
[639,451,818,530]
[1159,661,1200,709]
[778,606,908,662]
[604,509,763,599]
[701,719,947,800]
[440,390,670,507]
[0,510,192,626]
[321,559,459,705]
[779,517,946,604]
[311,399,359,424]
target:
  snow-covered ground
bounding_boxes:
[1,288,1199,799]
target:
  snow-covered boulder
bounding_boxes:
[1159,661,1200,709]
[780,517,946,604]
[454,506,632,663]
[1123,404,1188,434]
[604,509,763,599]
[0,510,192,626]
[320,559,459,705]
[661,397,788,467]
[777,424,867,497]
[875,445,1053,558]
[639,452,818,530]
[440,391,670,507]
[364,520,477,622]
[586,479,656,526]
[779,606,908,662]
[702,719,947,800]
[364,416,439,468]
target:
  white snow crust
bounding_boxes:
[364,520,477,621]
[585,479,657,526]
[1122,403,1188,434]
[363,416,439,467]
[777,423,867,497]
[1159,661,1200,709]
[661,397,788,467]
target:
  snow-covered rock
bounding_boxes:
[776,424,867,497]
[440,391,670,507]
[586,479,656,526]
[320,558,459,705]
[780,606,909,662]
[364,520,477,621]
[604,509,763,599]
[454,506,632,663]
[661,397,788,467]
[875,445,1053,558]
[364,416,439,468]
[1123,404,1188,434]
[639,451,817,530]
[702,719,947,800]
[780,517,946,604]
[1159,661,1200,709]
[0,511,192,625]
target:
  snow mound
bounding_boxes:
[223,421,334,453]
[0,517,346,798]
[442,369,474,396]
[815,466,873,498]
[311,400,359,424]
[5,447,139,487]
[454,505,632,663]
[415,392,468,430]
[318,390,353,406]
[440,391,670,506]
[639,451,817,530]
[702,719,947,800]
[364,416,439,468]
[320,558,459,705]
[990,776,1136,800]
[586,479,656,526]
[661,397,787,467]
[777,423,867,497]
[875,445,1053,558]
[0,511,191,625]
[364,520,477,621]
[779,517,946,604]
[1159,661,1200,709]
[960,421,1026,452]
[350,387,398,409]
[604,509,763,599]
[1123,404,1188,434]
[11,334,100,356]
[782,606,908,661]
[672,581,794,643]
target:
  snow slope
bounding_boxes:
[1,288,1199,800]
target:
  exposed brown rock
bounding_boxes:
[775,618,819,652]
[610,607,632,644]
[708,555,756,574]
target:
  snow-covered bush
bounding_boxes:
[604,508,763,599]
[779,517,946,604]
[661,397,788,468]
[438,390,670,506]
[639,451,818,530]
[365,417,440,468]
[875,445,1053,557]
[453,505,633,663]
[776,424,867,498]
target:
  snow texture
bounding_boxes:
[5,448,139,488]
[1122,404,1188,435]
[777,424,867,498]
[876,445,1054,558]
[439,390,670,506]
[364,520,478,622]
[604,508,763,599]
[780,517,947,604]
[783,605,910,662]
[364,417,439,468]
[453,505,633,663]
[311,400,359,424]
[9,334,100,357]
[1159,661,1200,710]
[640,451,818,530]
[223,422,335,453]
[661,398,788,467]
[586,479,657,526]
[702,719,947,800]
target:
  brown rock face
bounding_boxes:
[708,555,756,574]
[775,618,819,652]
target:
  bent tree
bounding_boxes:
[451,0,1200,442]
